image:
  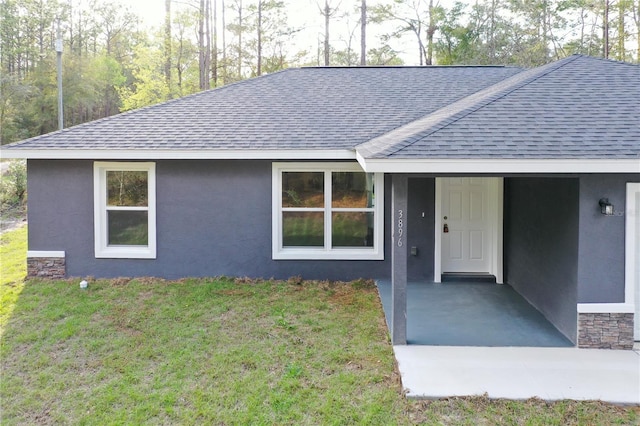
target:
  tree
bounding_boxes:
[245,0,291,76]
[172,9,200,96]
[165,0,172,92]
[318,0,340,65]
[198,0,211,90]
[118,45,169,111]
[226,0,246,80]
[372,0,441,65]
[361,0,367,65]
[634,0,640,60]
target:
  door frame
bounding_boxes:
[626,182,640,340]
[434,177,504,283]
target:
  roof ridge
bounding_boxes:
[575,54,640,67]
[300,65,519,69]
[357,55,581,158]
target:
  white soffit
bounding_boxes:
[356,154,640,174]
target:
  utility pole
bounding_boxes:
[56,18,64,130]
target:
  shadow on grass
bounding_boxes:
[0,225,27,334]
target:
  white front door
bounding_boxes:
[628,183,640,340]
[441,177,493,273]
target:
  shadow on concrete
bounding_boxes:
[377,280,573,347]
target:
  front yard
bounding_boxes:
[1,226,637,425]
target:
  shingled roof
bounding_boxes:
[2,55,639,173]
[356,55,640,160]
[1,65,520,157]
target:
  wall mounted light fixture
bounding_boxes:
[599,198,614,216]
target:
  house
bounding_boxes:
[2,54,639,350]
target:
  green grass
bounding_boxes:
[1,226,638,425]
[0,225,27,332]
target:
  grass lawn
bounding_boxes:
[1,226,638,425]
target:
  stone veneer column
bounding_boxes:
[26,251,66,279]
[577,312,634,350]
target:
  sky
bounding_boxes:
[116,0,436,65]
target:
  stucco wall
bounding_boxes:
[504,177,579,343]
[577,174,638,303]
[28,160,392,280]
[407,178,435,280]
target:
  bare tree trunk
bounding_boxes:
[199,0,206,89]
[579,7,586,53]
[617,0,625,60]
[426,0,435,65]
[324,0,330,65]
[603,0,609,58]
[489,0,497,61]
[205,0,211,89]
[212,0,218,86]
[360,0,366,65]
[165,0,172,94]
[257,0,262,75]
[238,0,242,78]
[222,0,226,83]
[637,0,640,61]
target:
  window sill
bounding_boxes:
[273,248,383,261]
[95,246,156,259]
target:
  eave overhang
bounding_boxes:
[356,152,640,174]
[0,148,357,161]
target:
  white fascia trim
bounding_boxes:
[1,149,356,160]
[577,303,634,314]
[357,156,640,174]
[433,179,442,283]
[626,183,640,306]
[27,250,65,258]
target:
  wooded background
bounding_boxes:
[1,0,638,145]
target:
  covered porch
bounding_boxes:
[382,174,635,349]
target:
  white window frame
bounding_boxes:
[94,162,156,259]
[272,162,384,260]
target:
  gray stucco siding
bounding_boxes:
[407,178,435,280]
[27,160,637,306]
[27,160,94,256]
[577,174,639,303]
[27,160,392,280]
[504,177,579,343]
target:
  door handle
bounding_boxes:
[443,223,449,233]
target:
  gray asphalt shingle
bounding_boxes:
[3,55,638,161]
[356,55,640,159]
[4,66,521,152]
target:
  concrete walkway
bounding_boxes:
[394,345,640,404]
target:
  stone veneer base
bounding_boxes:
[27,257,66,279]
[578,312,634,350]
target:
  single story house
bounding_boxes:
[2,54,639,349]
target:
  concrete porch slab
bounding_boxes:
[394,345,640,404]
[377,280,573,347]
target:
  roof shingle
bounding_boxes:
[3,66,521,152]
[356,55,640,159]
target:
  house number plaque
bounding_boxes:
[397,209,404,247]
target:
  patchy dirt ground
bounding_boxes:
[0,206,26,234]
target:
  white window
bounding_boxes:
[272,162,384,260]
[94,162,156,259]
